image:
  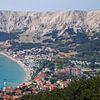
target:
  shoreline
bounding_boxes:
[0,51,32,84]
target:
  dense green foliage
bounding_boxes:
[19,76,100,100]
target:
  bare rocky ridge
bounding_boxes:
[0,10,100,43]
[0,10,100,33]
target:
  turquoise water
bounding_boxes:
[0,54,25,88]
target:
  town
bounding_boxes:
[0,45,100,100]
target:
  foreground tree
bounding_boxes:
[18,76,100,100]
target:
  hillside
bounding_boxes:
[0,10,100,43]
[0,10,100,63]
[0,10,100,100]
[19,76,100,100]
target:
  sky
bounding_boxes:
[0,0,100,11]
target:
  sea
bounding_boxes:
[0,54,25,88]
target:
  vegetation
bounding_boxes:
[71,32,100,63]
[42,30,100,65]
[0,47,4,51]
[19,76,100,100]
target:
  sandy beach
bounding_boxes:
[0,51,32,83]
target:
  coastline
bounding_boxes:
[0,51,32,84]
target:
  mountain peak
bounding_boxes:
[0,10,100,36]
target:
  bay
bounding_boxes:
[0,54,25,88]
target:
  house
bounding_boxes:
[57,79,71,88]
[15,89,22,95]
[3,95,12,100]
[49,84,57,91]
[32,88,39,93]
[3,87,13,93]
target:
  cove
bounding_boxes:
[0,54,25,88]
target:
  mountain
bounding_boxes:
[0,10,100,56]
[0,10,100,37]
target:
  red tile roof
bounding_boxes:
[40,72,46,77]
[3,95,12,99]
[15,89,21,95]
[32,88,39,93]
[5,87,13,91]
[34,77,42,82]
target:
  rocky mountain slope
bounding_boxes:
[0,10,100,45]
[0,10,100,36]
[0,10,100,62]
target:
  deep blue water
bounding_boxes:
[0,54,25,88]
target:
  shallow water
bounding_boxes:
[0,54,25,88]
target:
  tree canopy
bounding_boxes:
[19,76,100,100]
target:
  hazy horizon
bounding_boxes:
[0,0,100,11]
